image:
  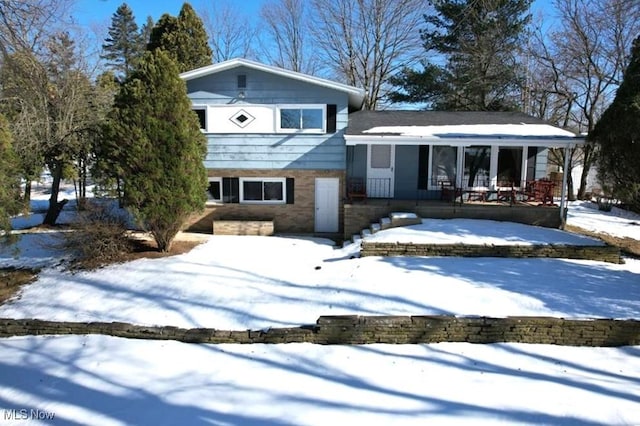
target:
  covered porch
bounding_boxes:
[344,110,585,235]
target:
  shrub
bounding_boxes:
[596,195,614,212]
[60,200,133,269]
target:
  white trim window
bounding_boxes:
[192,106,207,131]
[276,104,325,134]
[206,177,222,204]
[240,177,286,204]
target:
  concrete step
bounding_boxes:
[389,212,421,228]
[380,217,392,230]
[361,228,372,239]
[370,223,381,234]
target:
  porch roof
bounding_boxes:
[345,111,584,147]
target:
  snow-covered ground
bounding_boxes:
[567,200,640,240]
[1,192,639,425]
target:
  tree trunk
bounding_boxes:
[43,161,68,226]
[22,180,32,214]
[576,144,594,199]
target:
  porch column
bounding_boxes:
[489,146,499,189]
[559,145,572,229]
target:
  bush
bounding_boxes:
[596,195,614,212]
[60,200,133,269]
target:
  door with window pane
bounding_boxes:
[366,144,394,198]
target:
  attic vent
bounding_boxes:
[237,74,247,89]
[230,109,255,128]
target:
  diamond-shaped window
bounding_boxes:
[230,109,255,128]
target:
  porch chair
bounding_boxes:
[439,181,461,203]
[346,177,367,202]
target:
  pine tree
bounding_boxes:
[101,3,143,80]
[0,113,21,238]
[108,49,207,252]
[388,0,532,111]
[147,2,212,72]
[591,35,640,211]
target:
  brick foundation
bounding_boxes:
[186,169,345,234]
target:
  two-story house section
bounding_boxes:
[180,58,365,235]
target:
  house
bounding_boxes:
[180,58,365,235]
[180,59,584,238]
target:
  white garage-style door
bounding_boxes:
[314,178,339,233]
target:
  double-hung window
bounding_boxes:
[277,104,325,133]
[240,177,286,203]
[206,177,222,204]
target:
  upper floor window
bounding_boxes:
[192,107,206,131]
[276,104,325,134]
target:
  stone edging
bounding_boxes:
[1,316,638,346]
[360,242,623,264]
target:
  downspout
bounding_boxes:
[559,144,572,229]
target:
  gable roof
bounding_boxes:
[345,110,583,147]
[180,58,365,110]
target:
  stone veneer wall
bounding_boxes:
[344,203,563,239]
[186,169,345,234]
[2,316,638,346]
[360,242,623,264]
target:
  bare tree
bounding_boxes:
[526,0,640,198]
[260,0,319,74]
[198,0,258,62]
[1,1,110,224]
[0,0,76,60]
[310,0,428,110]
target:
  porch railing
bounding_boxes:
[347,175,564,205]
[366,178,392,198]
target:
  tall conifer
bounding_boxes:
[591,35,640,210]
[108,49,207,251]
[101,3,143,80]
[147,2,212,72]
[389,0,532,111]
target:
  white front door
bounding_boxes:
[315,178,339,233]
[367,144,395,198]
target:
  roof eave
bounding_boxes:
[344,134,585,147]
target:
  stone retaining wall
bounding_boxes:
[360,242,623,264]
[2,316,638,346]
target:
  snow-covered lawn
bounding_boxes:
[567,200,640,241]
[1,200,639,425]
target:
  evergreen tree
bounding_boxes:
[139,15,154,51]
[101,3,143,80]
[590,35,640,211]
[0,113,21,238]
[147,2,212,72]
[388,0,532,111]
[108,49,207,252]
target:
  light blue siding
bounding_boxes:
[187,66,350,170]
[204,133,346,170]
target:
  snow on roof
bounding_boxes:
[363,123,578,138]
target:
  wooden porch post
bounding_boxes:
[559,144,572,229]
